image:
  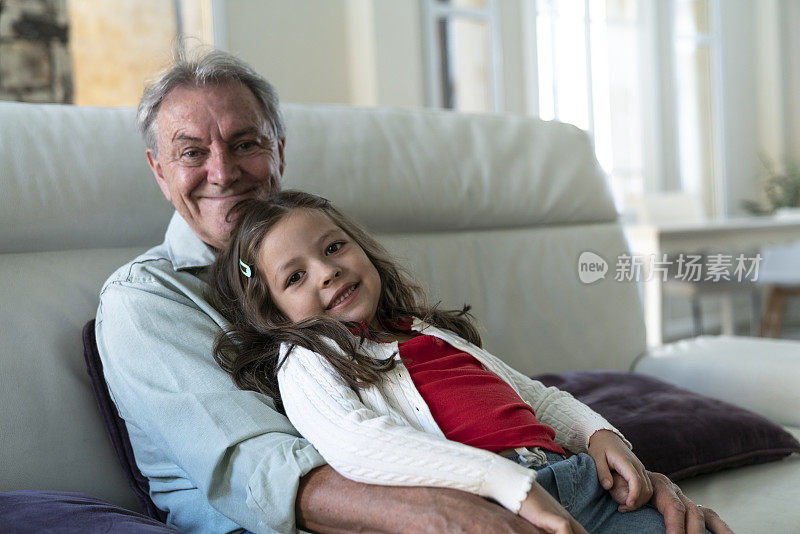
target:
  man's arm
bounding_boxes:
[297,465,547,534]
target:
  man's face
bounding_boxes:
[147,81,285,249]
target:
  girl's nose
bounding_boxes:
[321,266,342,286]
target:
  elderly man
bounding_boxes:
[96,50,729,534]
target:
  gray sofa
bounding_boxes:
[1,101,799,533]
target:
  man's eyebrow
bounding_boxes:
[172,132,202,144]
[229,126,264,140]
[170,127,265,144]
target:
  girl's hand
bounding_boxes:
[518,481,588,534]
[587,429,653,511]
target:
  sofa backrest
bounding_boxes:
[0,101,645,508]
[280,105,646,373]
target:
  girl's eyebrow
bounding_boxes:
[317,228,342,244]
[272,257,300,287]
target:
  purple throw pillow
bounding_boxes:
[0,491,178,533]
[532,370,800,480]
[82,319,166,522]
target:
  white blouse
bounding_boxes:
[277,318,628,513]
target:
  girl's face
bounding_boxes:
[257,208,382,328]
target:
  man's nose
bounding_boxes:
[206,150,241,185]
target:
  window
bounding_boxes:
[535,0,643,207]
[422,0,503,113]
[536,0,724,216]
[426,0,726,217]
[673,0,722,215]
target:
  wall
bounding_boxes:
[222,0,534,110]
[223,0,427,108]
[780,0,800,160]
[224,0,352,105]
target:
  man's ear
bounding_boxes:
[146,148,172,202]
[278,137,286,176]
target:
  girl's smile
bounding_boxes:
[257,208,382,327]
[326,282,359,310]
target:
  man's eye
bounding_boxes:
[182,149,201,159]
[287,271,304,286]
[235,141,258,152]
[326,242,344,255]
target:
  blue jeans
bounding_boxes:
[509,451,668,533]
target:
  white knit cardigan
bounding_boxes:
[277,318,628,513]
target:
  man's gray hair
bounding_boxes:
[137,49,285,155]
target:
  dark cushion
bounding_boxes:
[533,370,800,480]
[82,320,166,522]
[0,491,178,533]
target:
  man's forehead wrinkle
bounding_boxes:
[155,84,273,155]
[163,112,265,144]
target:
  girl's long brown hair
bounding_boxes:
[207,190,480,403]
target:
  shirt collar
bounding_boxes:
[163,211,217,271]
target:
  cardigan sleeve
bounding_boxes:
[478,348,631,453]
[277,343,536,513]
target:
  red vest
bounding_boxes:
[399,334,565,454]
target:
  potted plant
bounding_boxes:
[743,159,800,216]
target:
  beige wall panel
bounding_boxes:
[225,0,351,104]
[68,0,177,106]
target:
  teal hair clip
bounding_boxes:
[239,259,252,278]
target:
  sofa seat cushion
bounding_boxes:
[678,426,800,533]
[533,370,800,480]
[635,335,800,427]
[0,491,178,533]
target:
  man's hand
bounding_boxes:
[297,465,547,533]
[518,481,588,534]
[587,429,653,510]
[608,471,734,534]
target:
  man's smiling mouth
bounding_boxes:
[202,187,258,201]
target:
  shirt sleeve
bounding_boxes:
[96,263,325,533]
[277,344,536,514]
[475,347,631,453]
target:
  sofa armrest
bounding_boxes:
[633,335,800,427]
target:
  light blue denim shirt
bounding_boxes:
[96,212,325,534]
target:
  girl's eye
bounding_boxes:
[326,242,344,255]
[287,271,304,286]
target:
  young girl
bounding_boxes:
[208,191,667,534]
